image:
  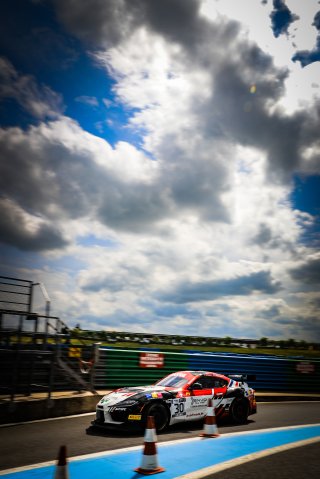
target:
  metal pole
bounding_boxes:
[10,350,20,402]
[32,283,51,346]
[17,315,23,346]
[90,343,100,393]
[47,349,56,402]
[28,282,34,313]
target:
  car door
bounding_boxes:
[184,375,215,420]
[212,378,228,409]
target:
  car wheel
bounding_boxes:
[230,398,249,424]
[145,402,169,432]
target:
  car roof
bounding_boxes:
[173,370,229,381]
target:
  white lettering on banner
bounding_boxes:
[296,362,315,374]
[139,352,164,368]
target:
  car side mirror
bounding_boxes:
[190,382,203,390]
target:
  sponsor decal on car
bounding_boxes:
[128,414,142,420]
[152,392,163,398]
[190,397,208,407]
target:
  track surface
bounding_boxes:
[0,401,319,473]
[202,442,320,479]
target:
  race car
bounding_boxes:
[91,370,257,431]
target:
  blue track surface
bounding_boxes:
[2,424,320,479]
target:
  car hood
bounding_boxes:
[99,385,175,407]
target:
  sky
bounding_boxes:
[0,0,320,342]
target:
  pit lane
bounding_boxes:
[0,401,319,473]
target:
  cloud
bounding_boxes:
[0,118,99,222]
[0,57,64,119]
[259,304,281,318]
[157,270,282,304]
[1,0,319,342]
[48,1,320,190]
[199,52,320,182]
[52,0,213,51]
[0,198,68,251]
[292,10,320,67]
[292,36,320,68]
[75,95,99,107]
[289,254,320,285]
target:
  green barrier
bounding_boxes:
[103,348,189,387]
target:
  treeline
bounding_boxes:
[69,326,319,351]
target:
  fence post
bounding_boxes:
[90,343,100,392]
[10,350,20,402]
[47,348,56,402]
[26,351,36,396]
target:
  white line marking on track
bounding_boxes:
[0,412,95,428]
[173,436,320,479]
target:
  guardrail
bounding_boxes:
[95,347,320,392]
[1,345,318,399]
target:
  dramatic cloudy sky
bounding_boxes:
[1,0,320,341]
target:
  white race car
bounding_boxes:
[91,370,257,431]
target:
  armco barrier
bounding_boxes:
[95,347,320,392]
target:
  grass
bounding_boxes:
[70,339,320,359]
[4,334,320,359]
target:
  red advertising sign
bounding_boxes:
[140,352,164,368]
[296,361,315,374]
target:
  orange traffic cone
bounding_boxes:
[199,398,220,438]
[54,445,69,479]
[134,416,165,475]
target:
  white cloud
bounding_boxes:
[75,95,99,107]
[1,0,320,342]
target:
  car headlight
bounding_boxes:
[118,399,139,407]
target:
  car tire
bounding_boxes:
[144,402,169,432]
[230,397,249,424]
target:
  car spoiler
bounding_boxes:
[227,374,256,382]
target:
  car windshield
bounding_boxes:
[155,375,189,388]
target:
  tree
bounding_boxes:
[286,338,296,348]
[259,337,268,347]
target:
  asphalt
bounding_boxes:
[1,424,320,479]
[1,390,320,425]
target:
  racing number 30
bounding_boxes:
[174,402,185,414]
